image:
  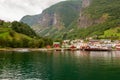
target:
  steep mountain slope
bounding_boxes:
[21,0,83,36]
[20,14,40,26]
[21,0,82,28]
[21,0,120,40]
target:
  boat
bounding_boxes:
[84,45,111,51]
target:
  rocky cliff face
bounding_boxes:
[82,0,90,8]
[77,0,91,28]
[78,0,106,28]
[78,0,109,28]
[37,12,63,29]
[21,0,92,29]
[21,0,82,29]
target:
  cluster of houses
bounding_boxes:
[53,39,120,51]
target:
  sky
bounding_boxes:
[0,0,65,21]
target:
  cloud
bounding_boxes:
[0,0,66,21]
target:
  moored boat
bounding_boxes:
[84,45,111,51]
[84,48,111,51]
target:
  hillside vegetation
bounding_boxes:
[0,20,53,48]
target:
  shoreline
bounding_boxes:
[0,48,118,52]
[0,48,50,52]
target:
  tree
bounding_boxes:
[11,21,37,38]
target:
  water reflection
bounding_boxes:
[68,50,120,59]
[0,51,120,80]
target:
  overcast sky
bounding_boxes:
[0,0,65,21]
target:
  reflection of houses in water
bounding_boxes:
[112,51,120,57]
[89,51,120,61]
[74,51,90,57]
[90,51,112,58]
[89,51,113,64]
[87,51,120,66]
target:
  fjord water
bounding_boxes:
[0,51,120,80]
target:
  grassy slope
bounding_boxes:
[100,26,120,39]
[0,27,32,42]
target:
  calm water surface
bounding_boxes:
[0,51,120,80]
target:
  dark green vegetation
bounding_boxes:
[0,20,53,48]
[11,21,37,38]
[21,0,120,40]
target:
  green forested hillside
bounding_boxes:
[11,21,37,37]
[0,20,53,48]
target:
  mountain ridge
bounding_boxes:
[21,0,120,40]
[21,0,82,28]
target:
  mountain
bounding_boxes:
[21,0,82,27]
[21,0,120,40]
